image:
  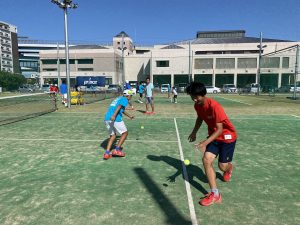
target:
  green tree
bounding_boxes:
[0,71,26,91]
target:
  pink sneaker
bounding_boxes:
[199,192,222,206]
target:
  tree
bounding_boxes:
[0,71,26,91]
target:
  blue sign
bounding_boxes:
[76,76,105,87]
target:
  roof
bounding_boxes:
[68,45,108,49]
[161,44,185,49]
[115,31,130,38]
[173,37,294,45]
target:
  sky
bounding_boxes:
[0,0,299,45]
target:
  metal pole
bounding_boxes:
[121,33,125,84]
[64,7,71,108]
[56,42,61,87]
[188,41,192,83]
[257,32,263,95]
[293,45,299,99]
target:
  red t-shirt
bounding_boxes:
[194,98,237,143]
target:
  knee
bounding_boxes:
[202,156,213,167]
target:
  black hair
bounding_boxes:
[146,77,150,81]
[186,82,207,96]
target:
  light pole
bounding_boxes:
[257,32,267,95]
[51,0,78,108]
[118,33,127,85]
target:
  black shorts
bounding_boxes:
[206,140,236,163]
[173,95,177,99]
[139,93,143,98]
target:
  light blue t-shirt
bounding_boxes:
[139,84,144,93]
[104,96,128,122]
[146,83,154,97]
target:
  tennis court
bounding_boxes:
[0,93,299,225]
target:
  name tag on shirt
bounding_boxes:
[224,134,232,140]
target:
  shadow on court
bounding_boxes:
[147,155,208,195]
[134,167,191,225]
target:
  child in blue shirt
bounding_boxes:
[103,90,134,160]
[138,82,145,103]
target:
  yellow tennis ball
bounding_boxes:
[184,159,190,166]
[141,126,144,129]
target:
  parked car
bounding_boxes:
[153,83,160,92]
[160,84,170,93]
[239,83,260,94]
[261,85,275,93]
[41,84,51,92]
[175,83,188,93]
[222,84,237,93]
[18,85,34,92]
[206,86,221,94]
[107,84,122,93]
[277,85,293,93]
[290,86,300,92]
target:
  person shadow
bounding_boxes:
[100,138,118,151]
[147,155,209,195]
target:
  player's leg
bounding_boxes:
[199,142,222,206]
[112,121,128,157]
[145,97,150,113]
[150,97,155,113]
[103,121,116,160]
[218,140,236,182]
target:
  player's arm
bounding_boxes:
[110,105,122,121]
[123,110,134,120]
[188,116,203,142]
[197,122,223,153]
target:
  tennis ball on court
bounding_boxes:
[184,159,190,166]
[141,126,144,129]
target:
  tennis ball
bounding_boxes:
[141,126,144,129]
[184,159,190,166]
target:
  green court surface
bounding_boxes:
[0,93,299,225]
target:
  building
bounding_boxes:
[18,38,66,80]
[0,21,20,74]
[144,30,300,88]
[39,30,300,88]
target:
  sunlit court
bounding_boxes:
[0,93,299,225]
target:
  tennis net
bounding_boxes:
[0,93,57,126]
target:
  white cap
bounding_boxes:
[126,80,129,83]
[123,90,133,96]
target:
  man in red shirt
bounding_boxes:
[186,82,237,206]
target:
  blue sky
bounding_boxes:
[0,0,299,45]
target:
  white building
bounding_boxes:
[39,30,300,88]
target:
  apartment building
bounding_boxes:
[0,21,20,74]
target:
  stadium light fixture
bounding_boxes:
[256,32,267,96]
[51,0,78,108]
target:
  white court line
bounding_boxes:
[216,96,252,105]
[174,118,198,225]
[0,138,177,143]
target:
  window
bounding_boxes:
[78,59,93,64]
[42,59,57,64]
[43,68,57,71]
[282,57,289,68]
[216,58,235,69]
[261,57,280,68]
[194,58,213,69]
[156,60,169,67]
[78,68,93,71]
[237,58,257,68]
[105,78,112,85]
